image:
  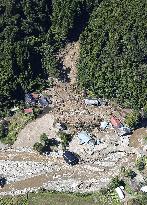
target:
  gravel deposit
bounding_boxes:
[0,160,58,183]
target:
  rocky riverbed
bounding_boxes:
[0,144,137,196]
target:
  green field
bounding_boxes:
[0,191,121,205]
[0,188,147,205]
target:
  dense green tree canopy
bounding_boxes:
[0,0,96,115]
[78,0,147,109]
[0,0,53,114]
[0,0,147,115]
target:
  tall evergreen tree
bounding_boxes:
[78,0,147,109]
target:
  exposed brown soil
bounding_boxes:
[57,42,80,84]
[13,114,56,148]
[0,151,50,162]
[129,128,146,148]
[0,174,50,192]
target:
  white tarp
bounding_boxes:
[140,186,147,192]
[115,187,125,200]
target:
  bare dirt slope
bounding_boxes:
[57,42,80,84]
[13,42,80,148]
[13,114,56,148]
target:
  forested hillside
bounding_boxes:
[78,0,147,109]
[0,0,97,115]
[0,0,54,114]
[0,0,147,115]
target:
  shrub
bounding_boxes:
[124,169,137,179]
[144,136,147,143]
[33,142,44,154]
[58,132,72,150]
[124,111,141,129]
[121,166,137,178]
[136,157,146,171]
[40,133,49,145]
[108,176,124,190]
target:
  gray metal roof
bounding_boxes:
[78,131,95,145]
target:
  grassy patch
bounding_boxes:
[0,190,122,205]
[0,195,28,205]
[1,112,34,145]
[1,189,147,205]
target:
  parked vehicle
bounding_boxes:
[63,151,79,165]
[84,98,108,106]
[118,126,131,136]
[115,187,125,200]
[25,93,36,106]
[38,96,49,107]
[0,176,6,188]
[98,99,108,106]
[84,99,100,106]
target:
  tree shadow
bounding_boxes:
[43,138,60,154]
[67,1,103,42]
[30,50,48,80]
[119,179,126,187]
[67,5,91,42]
[47,138,60,146]
[137,118,147,129]
[57,61,71,83]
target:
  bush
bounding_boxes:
[99,187,109,195]
[108,176,124,190]
[127,199,142,205]
[136,193,147,205]
[124,169,137,179]
[136,157,146,171]
[0,112,33,144]
[40,133,49,145]
[124,111,141,129]
[58,132,72,150]
[33,142,44,154]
